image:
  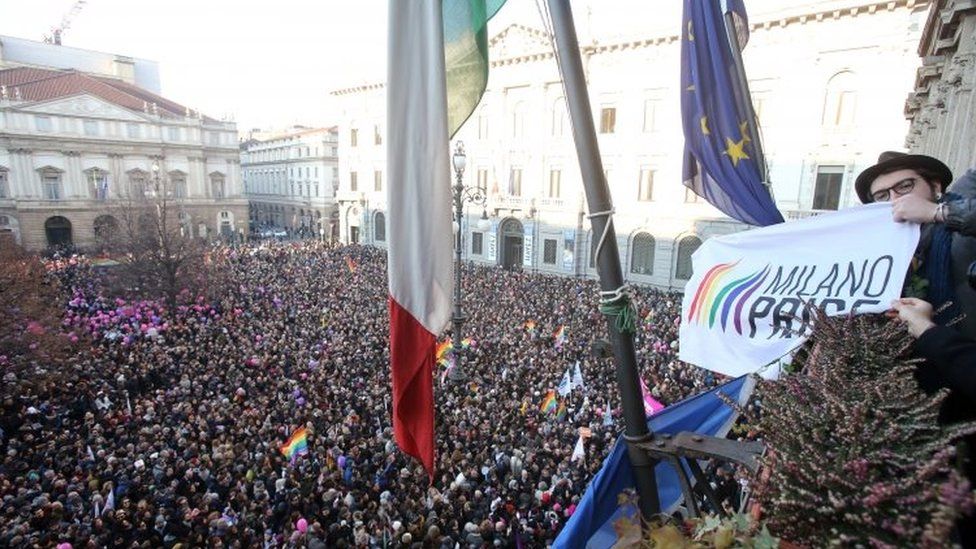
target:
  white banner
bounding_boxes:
[679,203,919,379]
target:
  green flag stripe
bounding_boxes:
[443,0,506,138]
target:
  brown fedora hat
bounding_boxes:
[855,151,953,203]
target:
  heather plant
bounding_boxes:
[753,311,976,547]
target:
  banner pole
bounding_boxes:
[546,0,661,520]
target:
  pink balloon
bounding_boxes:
[296,518,308,533]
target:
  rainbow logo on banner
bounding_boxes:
[686,261,770,334]
[280,427,309,462]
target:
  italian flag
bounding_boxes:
[387,0,505,481]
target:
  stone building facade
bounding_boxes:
[332,0,931,290]
[905,0,976,175]
[0,67,246,250]
[241,126,339,239]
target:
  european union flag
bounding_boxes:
[553,375,754,548]
[681,0,783,226]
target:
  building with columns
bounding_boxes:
[904,0,976,174]
[331,0,931,289]
[241,126,339,239]
[0,66,245,250]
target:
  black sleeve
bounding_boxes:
[943,197,976,236]
[915,325,976,402]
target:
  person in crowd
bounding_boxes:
[0,241,721,547]
[856,151,976,337]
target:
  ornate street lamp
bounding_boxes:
[449,141,489,382]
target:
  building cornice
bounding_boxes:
[241,157,339,168]
[329,0,928,94]
[0,133,240,157]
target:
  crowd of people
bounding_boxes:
[0,241,721,547]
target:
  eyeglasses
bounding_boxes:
[870,177,918,202]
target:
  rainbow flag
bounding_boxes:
[344,256,358,273]
[435,340,453,365]
[524,320,537,333]
[540,390,558,414]
[553,325,568,348]
[555,401,568,421]
[280,427,309,462]
[460,337,476,349]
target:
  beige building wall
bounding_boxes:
[331,0,931,290]
[241,126,339,239]
[905,0,976,175]
[0,94,246,250]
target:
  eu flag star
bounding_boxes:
[739,120,751,144]
[723,137,750,166]
[687,21,695,41]
[700,116,710,136]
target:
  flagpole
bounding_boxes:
[723,8,768,186]
[545,0,661,520]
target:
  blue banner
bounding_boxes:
[554,375,755,548]
[680,0,783,226]
[562,229,575,272]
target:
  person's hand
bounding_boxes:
[891,194,938,224]
[890,297,937,338]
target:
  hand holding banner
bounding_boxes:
[679,203,919,378]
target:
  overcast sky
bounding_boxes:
[0,0,819,131]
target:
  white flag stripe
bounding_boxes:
[387,0,454,334]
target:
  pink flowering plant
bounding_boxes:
[752,311,976,547]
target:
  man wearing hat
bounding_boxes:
[855,151,976,338]
[859,151,976,546]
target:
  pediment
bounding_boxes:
[489,24,552,60]
[17,93,150,122]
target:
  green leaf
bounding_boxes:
[752,525,779,549]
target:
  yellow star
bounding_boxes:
[724,137,750,167]
[687,21,695,41]
[739,120,751,143]
[686,84,696,92]
[700,116,710,136]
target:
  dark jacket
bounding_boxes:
[944,168,976,339]
[914,324,976,546]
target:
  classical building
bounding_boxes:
[904,0,976,175]
[0,66,245,250]
[331,0,931,289]
[240,126,339,239]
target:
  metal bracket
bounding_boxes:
[629,432,766,518]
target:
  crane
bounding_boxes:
[43,0,88,45]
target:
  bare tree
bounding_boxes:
[0,243,69,363]
[110,161,209,307]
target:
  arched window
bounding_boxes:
[44,216,72,247]
[374,212,386,242]
[552,98,567,137]
[630,232,655,275]
[675,235,702,280]
[93,214,119,243]
[512,101,526,138]
[822,71,857,128]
